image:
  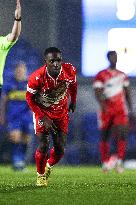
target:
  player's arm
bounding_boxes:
[68,67,77,113]
[7,0,21,42]
[26,77,45,119]
[124,85,135,125]
[26,75,56,132]
[124,86,133,113]
[123,75,133,113]
[94,87,106,112]
[93,75,106,112]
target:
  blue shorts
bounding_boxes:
[7,110,33,134]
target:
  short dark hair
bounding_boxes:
[44,47,61,57]
[107,51,117,60]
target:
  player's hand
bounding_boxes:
[69,102,76,113]
[15,0,21,19]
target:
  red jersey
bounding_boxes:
[93,68,129,112]
[26,63,77,119]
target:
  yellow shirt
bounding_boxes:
[0,36,17,85]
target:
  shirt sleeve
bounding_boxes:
[68,65,77,104]
[0,36,17,50]
[93,72,104,88]
[26,73,45,119]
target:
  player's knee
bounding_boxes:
[9,131,22,143]
[118,127,128,140]
[60,132,67,147]
[54,146,64,156]
[22,134,30,144]
[39,139,49,153]
[118,133,127,140]
[37,133,49,153]
[101,129,110,141]
[39,142,49,154]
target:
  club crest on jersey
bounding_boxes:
[38,120,44,126]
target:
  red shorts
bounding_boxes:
[33,113,70,135]
[98,109,128,130]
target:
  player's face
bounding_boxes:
[45,52,62,77]
[15,64,27,81]
[109,52,117,66]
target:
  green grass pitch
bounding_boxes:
[0,165,136,205]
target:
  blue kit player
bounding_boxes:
[1,62,33,170]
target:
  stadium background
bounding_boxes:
[0,0,136,166]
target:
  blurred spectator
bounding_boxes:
[0,62,33,170]
[93,51,133,173]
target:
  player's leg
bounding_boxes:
[46,115,69,180]
[48,131,66,167]
[100,128,113,171]
[7,116,26,170]
[21,133,31,169]
[35,132,50,186]
[9,112,33,171]
[98,112,112,171]
[114,125,128,173]
[34,114,50,186]
[114,113,129,173]
[45,131,66,180]
[35,132,49,175]
[47,115,69,167]
[9,129,26,170]
[22,111,33,166]
[35,136,49,187]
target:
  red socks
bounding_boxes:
[47,147,64,167]
[99,142,110,163]
[35,149,48,175]
[117,139,126,160]
[35,147,64,173]
[100,139,126,164]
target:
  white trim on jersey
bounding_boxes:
[93,81,103,88]
[27,84,37,94]
[33,113,36,134]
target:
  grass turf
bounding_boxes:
[0,165,136,205]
